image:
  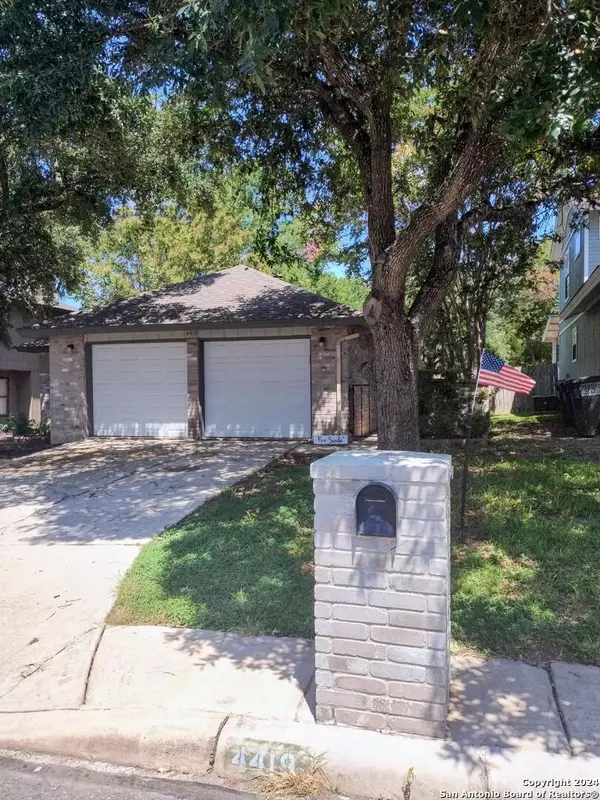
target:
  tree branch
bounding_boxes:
[316,40,373,120]
[409,213,465,337]
[310,81,372,192]
[380,128,503,298]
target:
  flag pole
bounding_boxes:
[458,351,483,539]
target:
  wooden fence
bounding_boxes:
[488,365,557,414]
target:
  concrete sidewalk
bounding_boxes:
[1,624,599,797]
[81,626,600,757]
[7,620,598,756]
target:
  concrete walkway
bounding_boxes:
[76,624,600,757]
[0,440,288,713]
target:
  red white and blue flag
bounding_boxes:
[477,350,536,395]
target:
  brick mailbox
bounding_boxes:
[310,450,452,738]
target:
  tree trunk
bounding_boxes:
[369,300,420,451]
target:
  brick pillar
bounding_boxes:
[49,334,88,445]
[186,339,202,439]
[39,352,50,423]
[310,451,452,738]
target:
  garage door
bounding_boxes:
[92,342,188,438]
[204,339,311,438]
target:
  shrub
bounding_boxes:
[2,412,35,436]
[0,413,50,437]
[418,371,489,439]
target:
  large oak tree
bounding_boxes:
[7,2,600,447]
[118,0,600,448]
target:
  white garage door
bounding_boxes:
[92,342,188,438]
[204,339,311,438]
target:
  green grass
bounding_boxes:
[452,445,600,664]
[108,463,315,637]
[110,424,600,664]
[490,411,561,425]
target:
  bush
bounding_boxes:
[0,413,50,437]
[1,412,34,436]
[418,371,489,439]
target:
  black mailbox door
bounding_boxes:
[356,484,396,537]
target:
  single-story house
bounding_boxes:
[21,267,375,445]
[1,301,74,425]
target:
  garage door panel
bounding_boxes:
[204,339,311,439]
[92,342,188,438]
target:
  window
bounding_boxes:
[574,227,582,259]
[0,377,7,417]
[564,272,570,301]
[572,326,578,363]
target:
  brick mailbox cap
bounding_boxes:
[310,450,452,483]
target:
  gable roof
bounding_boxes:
[23,267,364,335]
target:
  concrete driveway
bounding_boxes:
[0,438,289,712]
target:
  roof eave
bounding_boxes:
[18,316,366,338]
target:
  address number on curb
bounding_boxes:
[232,747,296,773]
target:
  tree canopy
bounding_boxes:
[5,1,600,445]
[115,0,600,446]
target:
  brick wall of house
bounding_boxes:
[186,339,201,439]
[343,331,376,436]
[311,326,369,435]
[47,324,371,442]
[39,353,50,423]
[49,334,88,444]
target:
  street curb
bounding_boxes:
[215,716,600,799]
[1,709,599,798]
[0,709,224,775]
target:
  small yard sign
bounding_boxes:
[313,434,349,445]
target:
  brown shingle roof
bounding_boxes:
[27,267,363,334]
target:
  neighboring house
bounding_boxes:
[20,267,374,445]
[545,204,600,380]
[0,303,73,425]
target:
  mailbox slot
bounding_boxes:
[356,483,396,538]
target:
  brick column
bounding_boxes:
[310,451,452,738]
[186,339,202,439]
[49,334,88,445]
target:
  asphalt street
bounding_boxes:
[0,754,254,800]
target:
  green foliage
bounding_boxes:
[486,240,557,365]
[418,373,489,439]
[78,139,369,308]
[0,3,181,338]
[0,412,35,436]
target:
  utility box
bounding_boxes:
[310,450,452,738]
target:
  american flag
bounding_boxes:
[478,350,536,394]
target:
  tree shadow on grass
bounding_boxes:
[113,463,316,638]
[452,455,600,664]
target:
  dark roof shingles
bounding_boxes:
[31,267,363,332]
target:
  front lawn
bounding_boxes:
[108,461,315,637]
[110,427,600,664]
[452,437,600,664]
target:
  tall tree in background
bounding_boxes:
[422,211,546,380]
[0,2,175,340]
[118,0,600,448]
[487,240,558,366]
